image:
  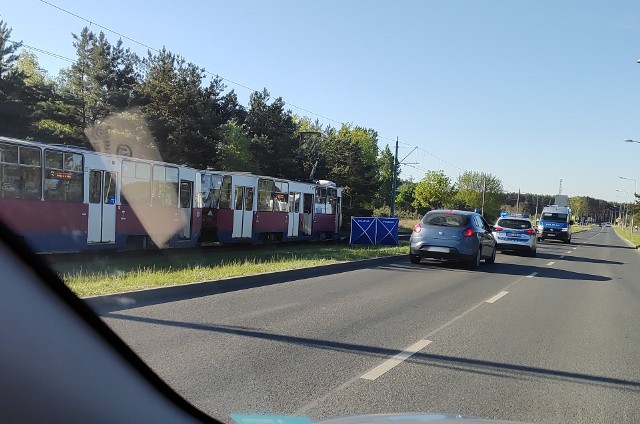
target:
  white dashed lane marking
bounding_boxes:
[360,340,432,380]
[485,291,509,304]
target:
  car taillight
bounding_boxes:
[525,229,536,235]
[413,223,422,233]
[494,226,503,232]
[462,228,475,237]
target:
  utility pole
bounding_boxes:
[390,136,399,217]
[481,177,486,216]
[534,195,539,223]
[516,189,520,212]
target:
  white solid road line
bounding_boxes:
[546,261,555,266]
[566,251,572,254]
[360,339,432,381]
[485,291,509,304]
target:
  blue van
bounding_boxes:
[537,205,574,244]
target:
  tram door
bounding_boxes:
[288,192,300,237]
[232,176,255,239]
[179,180,193,239]
[302,193,313,236]
[87,170,117,243]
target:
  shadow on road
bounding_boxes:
[527,252,623,266]
[398,260,612,282]
[579,242,637,250]
[105,313,640,392]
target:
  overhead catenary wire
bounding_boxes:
[6,39,75,63]
[35,0,471,170]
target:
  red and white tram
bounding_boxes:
[0,136,342,253]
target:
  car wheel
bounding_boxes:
[529,248,537,257]
[563,237,571,244]
[409,254,421,264]
[467,248,481,269]
[485,246,496,264]
[537,237,543,242]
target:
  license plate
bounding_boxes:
[506,233,520,238]
[547,233,556,237]
[428,246,450,253]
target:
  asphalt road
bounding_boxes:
[102,226,640,423]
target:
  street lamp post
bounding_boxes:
[619,176,637,233]
[616,189,629,228]
[615,196,626,226]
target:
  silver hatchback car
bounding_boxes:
[409,209,497,269]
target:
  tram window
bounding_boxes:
[258,179,274,211]
[104,172,117,204]
[121,160,151,205]
[274,182,289,212]
[209,175,222,208]
[136,162,151,179]
[180,181,192,209]
[20,147,41,166]
[64,153,83,172]
[152,165,178,207]
[219,176,232,209]
[0,143,18,164]
[44,150,83,202]
[234,187,244,211]
[245,188,254,211]
[21,167,42,200]
[327,188,337,214]
[289,192,300,214]
[45,151,63,170]
[1,145,42,200]
[89,171,102,204]
[315,187,327,214]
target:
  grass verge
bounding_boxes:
[614,227,640,248]
[53,242,408,297]
[399,218,419,232]
[571,224,594,234]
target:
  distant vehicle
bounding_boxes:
[537,204,573,244]
[493,213,537,257]
[409,209,496,269]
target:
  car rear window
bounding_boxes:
[423,212,469,227]
[497,219,532,229]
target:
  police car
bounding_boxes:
[493,212,537,257]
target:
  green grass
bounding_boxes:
[571,224,594,234]
[399,218,419,232]
[51,242,408,297]
[614,227,640,248]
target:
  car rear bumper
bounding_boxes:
[410,244,475,261]
[496,242,535,252]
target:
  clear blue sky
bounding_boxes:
[4,0,640,202]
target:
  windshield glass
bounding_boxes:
[497,219,532,229]
[423,212,469,227]
[541,213,568,222]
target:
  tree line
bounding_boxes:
[0,21,397,211]
[0,19,626,222]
